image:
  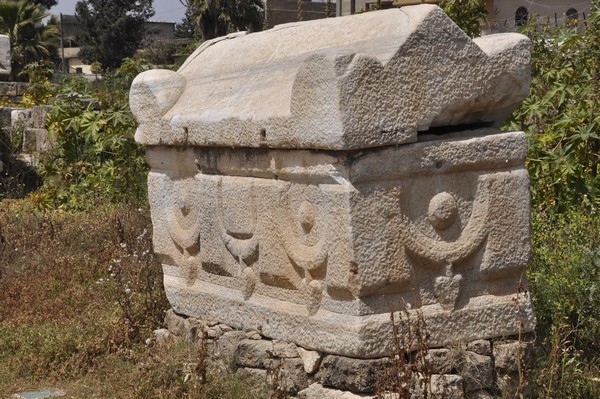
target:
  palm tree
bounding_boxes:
[183,0,264,41]
[0,0,59,80]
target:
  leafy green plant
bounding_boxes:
[505,2,600,211]
[31,60,148,210]
[500,3,600,396]
[19,60,57,106]
[528,208,600,398]
[439,0,487,37]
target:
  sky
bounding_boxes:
[49,0,187,23]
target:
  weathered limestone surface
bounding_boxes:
[131,5,535,360]
[161,310,535,397]
[131,5,530,149]
[142,128,534,357]
[0,35,10,79]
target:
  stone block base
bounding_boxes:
[162,309,534,398]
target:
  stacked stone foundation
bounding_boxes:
[160,309,533,398]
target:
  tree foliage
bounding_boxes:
[505,1,600,211]
[0,0,59,81]
[439,0,487,37]
[75,0,154,71]
[32,0,57,9]
[175,5,198,39]
[182,0,264,41]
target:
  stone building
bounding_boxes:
[484,0,591,31]
[335,0,591,32]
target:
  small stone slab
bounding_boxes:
[234,339,273,368]
[0,34,10,77]
[318,355,389,393]
[13,391,65,399]
[298,383,376,399]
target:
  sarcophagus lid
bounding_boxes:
[131,5,530,150]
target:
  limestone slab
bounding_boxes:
[12,392,64,399]
[131,6,530,149]
[0,35,10,79]
[145,130,534,357]
[298,383,376,399]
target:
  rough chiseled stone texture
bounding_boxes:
[163,310,535,397]
[143,129,535,357]
[131,5,535,359]
[318,355,389,393]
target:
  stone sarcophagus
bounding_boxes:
[130,5,535,358]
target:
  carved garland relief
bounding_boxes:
[398,177,490,310]
[279,185,329,315]
[217,178,260,300]
[167,179,201,286]
[162,172,500,313]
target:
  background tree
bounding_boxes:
[182,0,264,41]
[2,0,57,9]
[439,0,487,37]
[32,0,58,9]
[175,4,198,39]
[75,0,154,70]
[0,0,59,81]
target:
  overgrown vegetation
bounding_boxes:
[20,58,149,210]
[376,309,434,398]
[0,1,600,397]
[502,1,600,396]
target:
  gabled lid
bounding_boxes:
[130,5,530,149]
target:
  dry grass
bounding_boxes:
[0,199,274,399]
[375,307,435,399]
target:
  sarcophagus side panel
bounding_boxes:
[144,131,534,357]
[132,4,534,358]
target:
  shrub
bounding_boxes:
[505,3,600,396]
[529,207,600,397]
[505,1,600,211]
[30,59,148,210]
